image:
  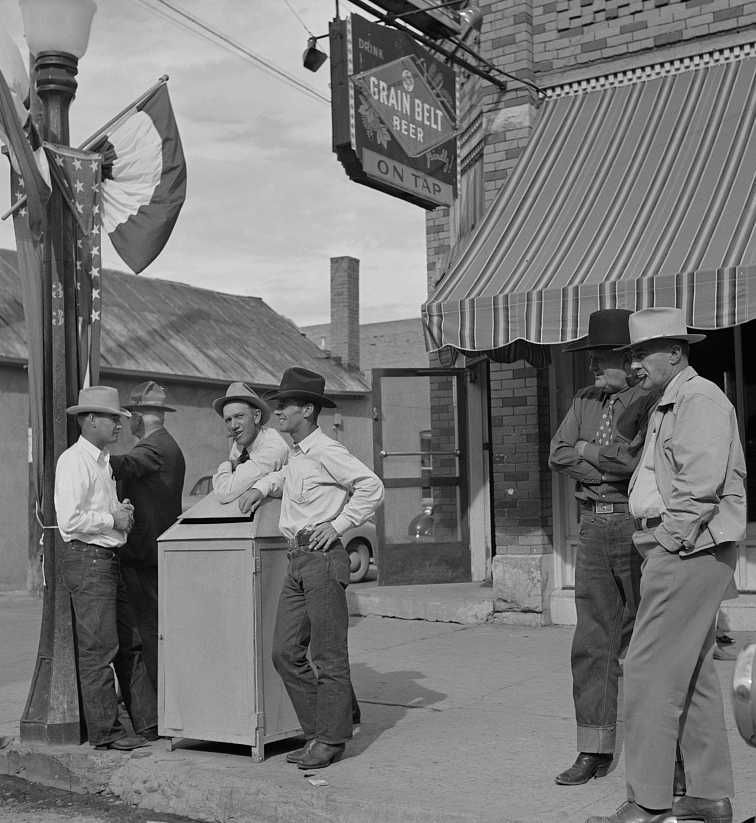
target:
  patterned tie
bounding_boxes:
[596,397,616,446]
[237,447,250,465]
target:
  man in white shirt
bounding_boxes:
[239,367,384,770]
[55,386,157,750]
[211,382,288,504]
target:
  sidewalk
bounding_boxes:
[1,590,755,823]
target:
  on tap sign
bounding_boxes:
[330,14,457,209]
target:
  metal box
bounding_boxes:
[157,494,300,760]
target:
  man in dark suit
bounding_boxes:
[110,381,185,693]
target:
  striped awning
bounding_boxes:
[422,51,756,362]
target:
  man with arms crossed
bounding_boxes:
[211,381,288,504]
[587,307,746,823]
[55,386,157,750]
[239,367,383,770]
[550,309,655,786]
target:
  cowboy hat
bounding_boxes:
[615,307,706,350]
[123,381,176,412]
[66,386,131,418]
[212,382,271,423]
[563,309,633,352]
[265,367,336,408]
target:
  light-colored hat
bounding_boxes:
[124,380,176,412]
[66,386,131,418]
[616,307,706,350]
[212,382,271,423]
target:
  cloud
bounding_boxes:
[0,0,429,329]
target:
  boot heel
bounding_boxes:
[593,764,611,779]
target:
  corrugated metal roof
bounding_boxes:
[0,249,370,394]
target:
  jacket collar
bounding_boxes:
[657,365,697,408]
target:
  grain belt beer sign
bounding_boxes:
[330,14,457,209]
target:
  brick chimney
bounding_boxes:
[330,256,360,371]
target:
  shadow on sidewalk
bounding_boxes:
[347,661,447,757]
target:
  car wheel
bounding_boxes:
[347,539,371,583]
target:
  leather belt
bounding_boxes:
[634,515,663,530]
[579,499,630,514]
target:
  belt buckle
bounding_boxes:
[595,502,614,514]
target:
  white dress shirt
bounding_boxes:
[212,426,289,503]
[252,427,384,541]
[54,436,127,547]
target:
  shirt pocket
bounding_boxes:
[288,461,322,504]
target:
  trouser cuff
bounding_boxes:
[577,724,616,754]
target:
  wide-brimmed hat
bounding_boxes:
[563,309,633,352]
[615,307,707,350]
[265,367,336,408]
[66,386,131,418]
[123,381,176,412]
[212,382,271,423]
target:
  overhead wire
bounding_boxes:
[282,0,316,38]
[134,0,330,106]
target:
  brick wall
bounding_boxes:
[489,360,552,555]
[330,256,360,371]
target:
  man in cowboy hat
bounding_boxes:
[211,382,288,504]
[587,308,746,823]
[238,367,384,770]
[549,309,657,787]
[109,381,186,693]
[55,386,157,750]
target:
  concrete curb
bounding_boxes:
[0,740,493,823]
[347,582,495,623]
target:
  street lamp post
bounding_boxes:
[18,0,97,745]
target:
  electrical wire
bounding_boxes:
[282,0,316,38]
[134,0,330,106]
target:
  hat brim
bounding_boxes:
[66,404,131,418]
[614,332,707,351]
[265,389,337,409]
[212,394,271,423]
[562,337,628,352]
[124,403,176,413]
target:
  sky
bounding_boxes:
[0,0,430,326]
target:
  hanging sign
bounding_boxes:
[330,14,457,209]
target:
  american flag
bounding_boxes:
[44,144,103,387]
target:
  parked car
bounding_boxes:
[180,474,377,583]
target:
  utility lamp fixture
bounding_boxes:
[19,0,97,58]
[302,35,328,72]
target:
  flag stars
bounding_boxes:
[90,308,100,322]
[90,266,100,279]
[72,158,82,170]
[92,288,100,300]
[90,161,98,172]
[74,180,84,193]
[20,208,27,218]
[54,156,64,167]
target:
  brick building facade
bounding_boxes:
[422,0,756,622]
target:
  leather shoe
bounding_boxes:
[286,740,314,764]
[585,801,673,823]
[672,795,732,823]
[297,741,345,770]
[95,735,149,751]
[556,752,613,785]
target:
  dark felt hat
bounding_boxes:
[265,367,336,408]
[563,309,633,352]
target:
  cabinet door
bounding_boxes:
[160,543,256,745]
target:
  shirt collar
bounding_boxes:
[608,383,635,407]
[77,435,109,464]
[657,365,697,407]
[294,427,322,455]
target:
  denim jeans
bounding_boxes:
[62,541,157,746]
[571,511,641,754]
[272,542,353,745]
[120,565,159,693]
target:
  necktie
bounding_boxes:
[595,397,616,446]
[237,448,250,465]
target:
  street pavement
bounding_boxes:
[2,590,756,823]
